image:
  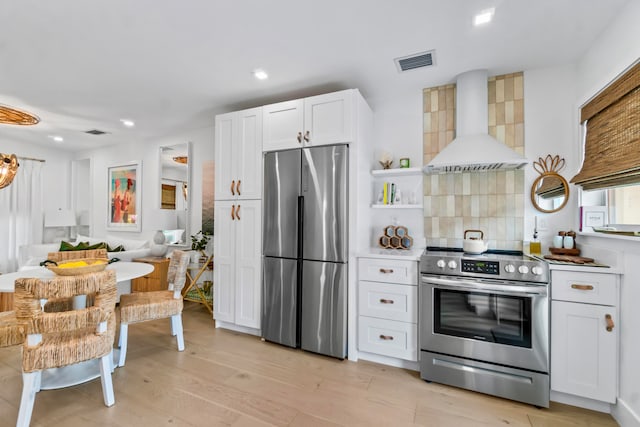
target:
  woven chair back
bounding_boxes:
[47,248,108,262]
[13,270,117,372]
[167,250,190,294]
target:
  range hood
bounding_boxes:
[423,69,527,174]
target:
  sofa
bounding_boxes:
[18,234,152,270]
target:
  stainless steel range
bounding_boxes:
[419,247,550,407]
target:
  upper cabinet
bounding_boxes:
[215,107,263,200]
[262,90,354,151]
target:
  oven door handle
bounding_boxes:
[421,276,548,296]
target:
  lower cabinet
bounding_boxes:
[357,257,418,361]
[213,199,262,332]
[131,257,169,292]
[550,270,619,403]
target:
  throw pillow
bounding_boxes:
[59,241,108,251]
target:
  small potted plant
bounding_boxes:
[190,230,211,262]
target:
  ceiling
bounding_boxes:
[0,0,630,152]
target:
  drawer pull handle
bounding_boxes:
[379,268,394,274]
[571,284,594,291]
[230,180,236,196]
[236,180,241,196]
[379,299,394,304]
[379,335,394,341]
[605,314,615,332]
[231,205,236,220]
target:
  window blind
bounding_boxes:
[570,61,640,190]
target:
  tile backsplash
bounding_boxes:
[423,72,525,250]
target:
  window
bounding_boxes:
[607,185,640,225]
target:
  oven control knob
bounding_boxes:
[447,260,458,270]
[531,266,543,275]
[504,264,516,273]
[436,260,446,269]
[518,265,530,274]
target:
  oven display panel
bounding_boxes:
[461,259,499,275]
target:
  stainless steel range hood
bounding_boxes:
[423,69,527,174]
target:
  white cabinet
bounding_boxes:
[215,107,263,200]
[263,90,353,151]
[213,199,262,331]
[357,257,418,361]
[551,270,619,403]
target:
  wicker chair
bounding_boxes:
[43,249,109,312]
[118,250,190,367]
[0,311,26,347]
[13,270,117,427]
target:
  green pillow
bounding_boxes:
[107,244,125,252]
[59,241,108,251]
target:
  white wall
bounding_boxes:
[575,2,640,425]
[75,123,214,243]
[523,64,580,248]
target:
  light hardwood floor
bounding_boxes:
[0,302,618,426]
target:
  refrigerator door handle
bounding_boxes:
[297,196,304,259]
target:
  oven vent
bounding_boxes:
[395,50,436,72]
[85,129,109,135]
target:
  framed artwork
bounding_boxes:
[580,205,608,232]
[107,161,142,232]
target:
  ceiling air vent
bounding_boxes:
[85,129,109,135]
[394,50,436,72]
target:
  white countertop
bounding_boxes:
[358,247,425,261]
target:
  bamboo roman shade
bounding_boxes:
[571,62,640,190]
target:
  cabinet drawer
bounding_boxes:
[358,281,417,322]
[551,271,618,305]
[358,316,417,361]
[358,258,417,285]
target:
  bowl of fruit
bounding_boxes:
[42,258,111,276]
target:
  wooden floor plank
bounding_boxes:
[0,303,620,427]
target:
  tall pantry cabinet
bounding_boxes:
[214,107,263,335]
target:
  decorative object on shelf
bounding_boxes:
[172,156,188,164]
[531,154,569,214]
[150,230,168,256]
[378,225,413,249]
[399,158,410,168]
[379,151,393,169]
[580,205,608,232]
[0,104,40,125]
[0,153,19,189]
[190,229,212,259]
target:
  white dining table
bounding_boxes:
[0,261,154,389]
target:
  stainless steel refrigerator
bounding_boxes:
[262,145,348,359]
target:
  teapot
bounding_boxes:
[463,229,488,254]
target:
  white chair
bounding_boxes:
[117,250,190,367]
[13,270,117,427]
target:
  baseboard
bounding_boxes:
[214,320,260,337]
[612,398,640,427]
[551,391,612,413]
[356,350,420,371]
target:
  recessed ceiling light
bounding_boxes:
[474,8,495,26]
[49,135,64,142]
[253,69,268,80]
[120,119,135,127]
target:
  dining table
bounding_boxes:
[0,261,154,389]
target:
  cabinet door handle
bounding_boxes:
[303,130,310,142]
[230,180,236,196]
[235,204,241,220]
[231,205,236,220]
[236,180,241,196]
[571,284,594,291]
[605,313,615,332]
[379,268,394,274]
[379,335,394,341]
[379,299,394,304]
[297,132,302,143]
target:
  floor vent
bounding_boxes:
[85,129,109,135]
[395,50,436,72]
